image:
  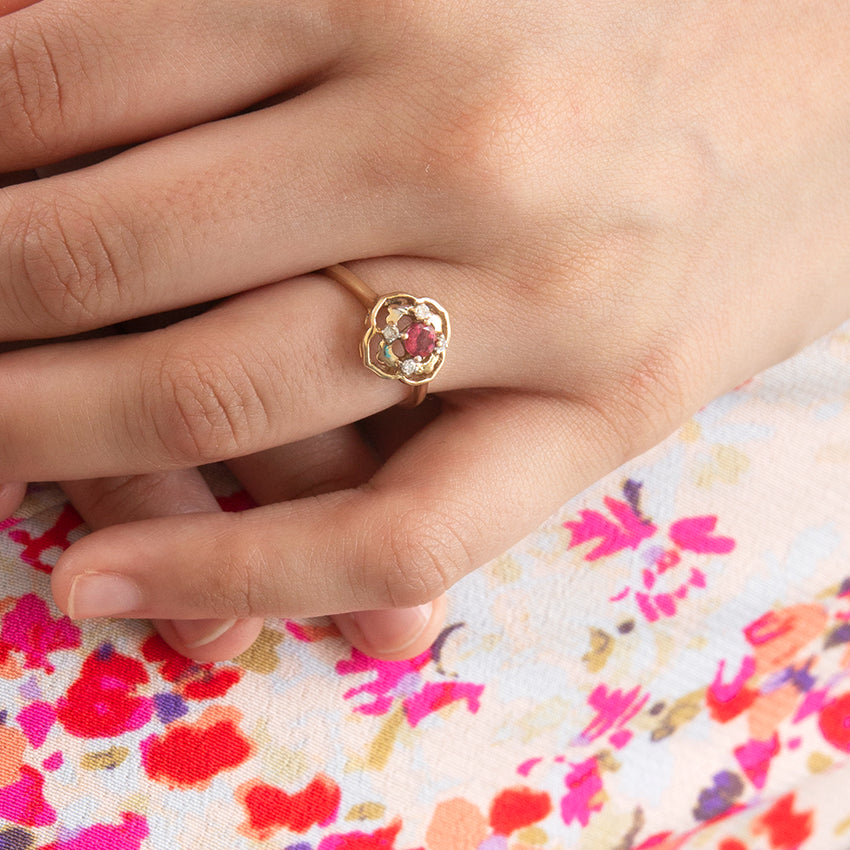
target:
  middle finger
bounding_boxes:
[0,80,438,341]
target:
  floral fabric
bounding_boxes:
[1,322,850,850]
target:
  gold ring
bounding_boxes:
[322,264,450,408]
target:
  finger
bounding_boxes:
[0,81,439,340]
[229,425,448,660]
[50,391,621,621]
[0,0,342,169]
[0,264,487,480]
[0,482,27,520]
[0,0,39,16]
[60,470,263,662]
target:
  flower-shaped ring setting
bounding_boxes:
[322,265,450,408]
[362,294,450,386]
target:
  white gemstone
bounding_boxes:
[382,324,400,343]
[413,304,431,321]
[435,337,447,352]
[400,359,417,376]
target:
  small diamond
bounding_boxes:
[434,336,447,352]
[382,324,400,343]
[413,304,431,321]
[400,359,417,377]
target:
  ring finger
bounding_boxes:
[0,259,510,481]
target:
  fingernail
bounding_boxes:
[171,619,238,650]
[68,573,144,619]
[345,602,434,655]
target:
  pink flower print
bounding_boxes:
[566,481,735,622]
[560,756,604,827]
[707,656,757,723]
[17,701,56,749]
[564,496,657,561]
[403,681,485,727]
[336,647,483,727]
[734,733,780,790]
[668,516,734,554]
[337,649,431,717]
[38,812,149,850]
[575,684,650,750]
[0,765,57,827]
[0,594,81,674]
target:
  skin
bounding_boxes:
[0,0,847,661]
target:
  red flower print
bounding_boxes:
[707,656,758,723]
[236,774,341,840]
[141,633,241,700]
[285,619,341,643]
[318,818,408,850]
[751,793,813,849]
[141,705,253,790]
[818,691,850,752]
[56,644,153,739]
[489,786,552,835]
[9,503,84,574]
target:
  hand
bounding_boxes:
[0,166,445,663]
[0,0,846,652]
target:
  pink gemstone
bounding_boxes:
[403,322,436,358]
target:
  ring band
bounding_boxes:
[322,264,450,408]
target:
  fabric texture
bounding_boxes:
[1,322,850,850]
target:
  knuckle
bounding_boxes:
[406,61,542,217]
[74,473,173,521]
[346,24,540,225]
[203,527,269,619]
[0,18,72,159]
[586,337,695,462]
[11,193,134,333]
[147,347,271,466]
[371,504,469,609]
